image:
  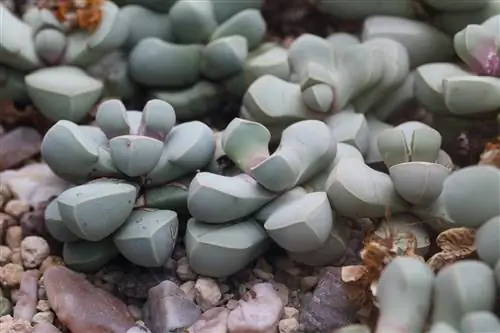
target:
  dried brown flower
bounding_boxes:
[426,227,477,273]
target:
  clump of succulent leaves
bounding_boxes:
[1,0,128,122]
[42,99,216,271]
[1,0,271,123]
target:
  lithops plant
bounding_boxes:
[432,260,497,329]
[41,98,215,270]
[374,257,434,333]
[376,121,452,207]
[461,311,500,333]
[0,0,130,122]
[415,15,500,117]
[441,165,500,228]
[242,33,411,131]
[128,0,272,120]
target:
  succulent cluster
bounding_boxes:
[42,99,215,271]
[0,0,267,123]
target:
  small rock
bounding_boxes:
[0,296,12,316]
[273,283,289,306]
[36,300,51,312]
[300,276,318,292]
[195,278,222,311]
[0,263,24,287]
[39,256,64,274]
[0,212,17,242]
[0,127,42,171]
[6,226,23,249]
[127,304,142,321]
[226,300,239,310]
[0,183,13,208]
[44,266,136,333]
[176,257,197,281]
[299,267,357,333]
[228,283,283,333]
[279,318,299,333]
[180,281,196,302]
[187,307,230,333]
[32,311,55,325]
[0,315,33,332]
[253,268,274,281]
[0,245,12,264]
[283,307,299,319]
[10,248,22,265]
[13,270,39,321]
[144,280,201,333]
[33,322,62,333]
[0,163,70,208]
[4,200,31,219]
[20,236,50,268]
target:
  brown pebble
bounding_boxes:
[4,200,31,219]
[39,256,64,274]
[6,226,23,249]
[44,266,136,333]
[10,248,22,265]
[0,263,24,287]
[0,127,42,171]
[0,245,12,265]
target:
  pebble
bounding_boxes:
[0,183,12,208]
[180,280,196,302]
[0,296,12,316]
[4,200,31,219]
[144,280,201,333]
[13,270,39,321]
[127,304,143,321]
[187,307,230,333]
[0,213,17,242]
[36,300,51,312]
[44,266,136,333]
[283,307,299,319]
[279,318,299,333]
[0,263,24,287]
[32,311,55,325]
[20,236,50,268]
[10,248,22,265]
[6,226,23,249]
[300,276,318,292]
[0,315,33,332]
[299,267,357,333]
[33,322,62,333]
[176,257,197,281]
[0,245,12,264]
[0,127,42,171]
[195,277,222,311]
[227,283,283,333]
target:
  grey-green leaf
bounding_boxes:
[113,209,178,267]
[56,180,138,241]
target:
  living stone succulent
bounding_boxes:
[1,0,285,123]
[126,0,274,120]
[0,1,129,122]
[42,98,215,271]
